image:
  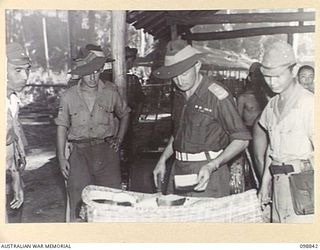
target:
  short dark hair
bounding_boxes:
[298,65,314,75]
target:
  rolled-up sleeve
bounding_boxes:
[113,90,131,119]
[54,94,70,128]
[218,96,252,141]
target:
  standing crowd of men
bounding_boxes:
[6,38,314,224]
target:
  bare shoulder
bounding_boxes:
[299,87,314,106]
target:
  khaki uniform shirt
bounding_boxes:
[55,80,130,141]
[259,83,314,163]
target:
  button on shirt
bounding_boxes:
[259,83,314,163]
[55,80,130,141]
[172,75,251,153]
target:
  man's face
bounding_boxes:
[82,69,102,88]
[7,63,30,93]
[173,64,198,92]
[298,69,314,90]
[126,56,135,71]
[263,67,294,94]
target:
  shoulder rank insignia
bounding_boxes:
[208,83,228,100]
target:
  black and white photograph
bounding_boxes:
[5,7,315,227]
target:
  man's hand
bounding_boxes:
[11,178,24,209]
[258,182,272,210]
[153,159,166,188]
[108,137,122,152]
[6,127,18,145]
[194,161,219,191]
[59,158,70,179]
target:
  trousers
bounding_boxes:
[271,160,313,223]
[67,142,122,222]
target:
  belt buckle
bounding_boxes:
[176,151,182,161]
[181,152,186,161]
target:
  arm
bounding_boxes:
[252,116,268,179]
[110,113,130,152]
[55,94,71,179]
[194,139,249,191]
[112,89,131,152]
[9,166,24,209]
[153,136,174,187]
[254,119,272,205]
[12,117,27,172]
[237,95,245,119]
[57,125,70,179]
[195,89,251,191]
[258,160,272,206]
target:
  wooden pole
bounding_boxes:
[42,17,50,76]
[66,11,72,69]
[171,24,178,40]
[111,11,127,101]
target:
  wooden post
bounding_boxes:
[171,24,178,40]
[111,11,127,101]
[42,17,50,76]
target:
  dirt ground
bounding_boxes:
[18,124,65,223]
[22,158,66,223]
[16,123,158,223]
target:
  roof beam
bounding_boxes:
[183,25,315,41]
[167,12,315,25]
[144,16,167,32]
[134,12,166,29]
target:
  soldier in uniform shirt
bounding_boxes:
[55,47,130,221]
[152,40,251,197]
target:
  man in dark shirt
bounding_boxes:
[152,40,251,197]
[55,47,130,221]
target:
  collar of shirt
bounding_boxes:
[270,81,302,122]
[7,93,20,117]
[175,74,209,100]
[73,79,108,114]
[77,79,106,94]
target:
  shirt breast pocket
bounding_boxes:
[193,111,213,127]
[185,110,215,145]
[280,109,310,156]
[280,126,308,156]
[69,105,86,126]
[96,104,113,125]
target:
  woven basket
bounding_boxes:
[81,185,263,223]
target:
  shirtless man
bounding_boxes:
[237,62,268,131]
